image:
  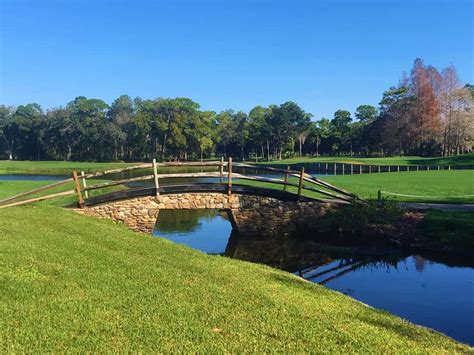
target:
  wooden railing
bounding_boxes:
[270,162,464,175]
[0,158,363,209]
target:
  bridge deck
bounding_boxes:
[84,183,348,207]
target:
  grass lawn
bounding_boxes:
[259,153,474,166]
[0,160,137,175]
[0,206,470,352]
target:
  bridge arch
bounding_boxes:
[81,184,346,236]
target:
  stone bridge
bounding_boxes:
[80,184,347,236]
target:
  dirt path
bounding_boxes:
[399,203,474,212]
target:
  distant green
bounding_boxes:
[0,206,469,352]
[259,153,474,166]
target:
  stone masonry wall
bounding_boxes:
[80,192,334,236]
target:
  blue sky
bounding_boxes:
[0,0,472,119]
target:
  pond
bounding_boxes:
[153,209,474,345]
[0,174,67,181]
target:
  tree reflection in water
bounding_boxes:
[155,209,230,234]
[225,228,408,279]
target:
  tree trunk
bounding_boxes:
[7,139,14,160]
[266,139,270,162]
[161,113,172,161]
[37,137,40,161]
[299,134,303,157]
[66,145,72,161]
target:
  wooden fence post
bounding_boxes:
[369,165,371,174]
[325,163,328,174]
[351,164,353,175]
[378,165,380,173]
[297,167,305,199]
[72,171,84,208]
[81,171,89,199]
[417,165,419,171]
[227,157,232,195]
[283,165,290,192]
[334,163,337,175]
[438,165,440,170]
[427,166,430,171]
[152,158,160,196]
[220,156,224,183]
[342,164,345,175]
[448,165,451,171]
[359,165,362,174]
[397,165,400,173]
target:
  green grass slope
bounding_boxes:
[0,206,470,352]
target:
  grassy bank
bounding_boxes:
[0,160,135,175]
[259,153,474,166]
[0,206,469,352]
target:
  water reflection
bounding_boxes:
[153,209,232,254]
[152,209,474,345]
[313,255,474,345]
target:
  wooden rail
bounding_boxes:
[0,158,364,209]
[0,190,76,209]
[0,177,74,205]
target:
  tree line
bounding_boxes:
[1,58,473,162]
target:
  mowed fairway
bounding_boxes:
[0,206,470,352]
[325,170,474,203]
